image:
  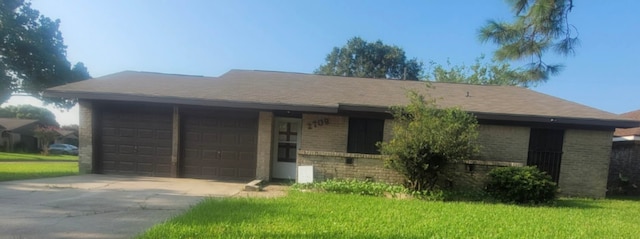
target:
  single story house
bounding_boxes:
[609,109,640,195]
[53,128,78,145]
[45,70,640,198]
[0,118,42,152]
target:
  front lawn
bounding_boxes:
[139,191,640,238]
[0,152,77,162]
[0,162,78,181]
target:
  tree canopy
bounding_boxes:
[315,37,423,80]
[0,104,58,127]
[1,0,91,109]
[426,55,534,87]
[479,0,577,83]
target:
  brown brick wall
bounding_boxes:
[300,114,348,152]
[608,141,640,195]
[298,152,404,184]
[78,100,94,174]
[297,114,401,183]
[383,119,394,142]
[437,124,530,191]
[296,116,535,188]
[255,111,273,180]
[441,163,496,190]
[476,124,529,164]
[559,129,613,198]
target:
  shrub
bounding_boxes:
[293,179,407,197]
[378,91,479,192]
[486,166,557,204]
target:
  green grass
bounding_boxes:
[0,152,78,162]
[0,162,78,181]
[139,191,640,239]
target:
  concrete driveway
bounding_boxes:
[0,174,245,239]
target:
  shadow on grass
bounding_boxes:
[550,199,603,209]
[0,172,79,182]
[606,195,640,202]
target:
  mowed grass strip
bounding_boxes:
[0,152,77,162]
[0,162,78,181]
[139,191,640,239]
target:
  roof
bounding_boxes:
[0,118,40,133]
[614,110,640,136]
[44,70,640,128]
[54,129,76,137]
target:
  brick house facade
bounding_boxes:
[609,110,640,196]
[51,70,638,199]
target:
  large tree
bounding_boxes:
[479,0,577,83]
[315,37,423,80]
[427,55,535,87]
[0,104,58,127]
[1,0,91,109]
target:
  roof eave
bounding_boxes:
[46,90,638,129]
[45,90,338,114]
[336,104,638,128]
[471,112,640,128]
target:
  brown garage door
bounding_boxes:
[181,110,258,180]
[99,106,173,177]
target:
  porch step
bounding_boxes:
[244,179,263,191]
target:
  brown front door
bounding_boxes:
[181,110,258,180]
[98,106,173,176]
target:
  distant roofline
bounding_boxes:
[99,70,209,78]
[228,69,525,87]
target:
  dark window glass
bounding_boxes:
[347,118,384,154]
[527,128,564,183]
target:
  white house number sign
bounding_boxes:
[308,118,329,129]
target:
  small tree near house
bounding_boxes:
[34,126,59,155]
[378,91,479,192]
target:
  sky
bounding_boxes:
[10,0,639,125]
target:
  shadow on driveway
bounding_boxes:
[0,174,245,239]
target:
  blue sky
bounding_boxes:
[20,0,640,124]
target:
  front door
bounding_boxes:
[271,118,300,179]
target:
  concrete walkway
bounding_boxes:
[0,174,245,239]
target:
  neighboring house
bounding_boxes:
[45,70,639,198]
[53,129,78,145]
[0,118,41,152]
[609,110,640,195]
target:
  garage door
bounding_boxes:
[181,110,258,180]
[99,106,173,176]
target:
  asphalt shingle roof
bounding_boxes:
[614,110,640,136]
[0,118,40,132]
[45,70,639,128]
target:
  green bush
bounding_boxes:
[486,166,557,204]
[293,179,407,197]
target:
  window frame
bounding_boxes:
[347,117,384,154]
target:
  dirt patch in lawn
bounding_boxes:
[234,183,289,198]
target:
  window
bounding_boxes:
[347,118,384,154]
[277,122,298,163]
[527,128,564,183]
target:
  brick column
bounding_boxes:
[559,129,613,198]
[255,111,273,180]
[78,100,94,174]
